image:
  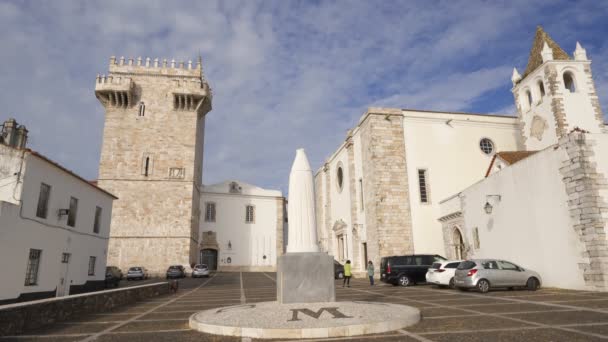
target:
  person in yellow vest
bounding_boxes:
[342,260,352,287]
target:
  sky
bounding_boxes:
[1,0,608,194]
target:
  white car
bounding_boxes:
[192,264,210,278]
[425,260,463,288]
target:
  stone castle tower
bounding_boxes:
[511,26,605,151]
[95,56,212,275]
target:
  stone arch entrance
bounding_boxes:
[201,249,218,271]
[452,227,465,260]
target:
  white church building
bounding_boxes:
[316,26,608,289]
[199,180,286,272]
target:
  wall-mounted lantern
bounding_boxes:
[484,195,502,215]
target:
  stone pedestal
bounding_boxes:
[277,253,335,304]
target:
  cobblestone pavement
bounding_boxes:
[3,272,608,341]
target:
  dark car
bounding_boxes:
[334,260,345,279]
[381,254,447,287]
[106,266,123,280]
[166,265,186,279]
[105,267,121,288]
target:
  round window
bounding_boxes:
[337,166,344,191]
[479,138,494,155]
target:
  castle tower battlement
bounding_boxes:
[108,56,206,79]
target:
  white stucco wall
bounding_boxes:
[326,146,353,262]
[403,111,522,256]
[0,150,114,301]
[455,147,588,290]
[200,181,282,271]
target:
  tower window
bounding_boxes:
[479,138,494,155]
[144,157,150,176]
[417,169,430,204]
[359,178,364,211]
[526,90,533,107]
[563,72,576,93]
[245,205,255,223]
[138,102,145,116]
[538,81,545,98]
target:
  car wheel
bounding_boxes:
[449,278,455,289]
[337,272,344,279]
[398,275,411,287]
[477,279,490,293]
[526,277,539,291]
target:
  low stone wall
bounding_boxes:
[0,282,168,336]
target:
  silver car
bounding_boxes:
[454,259,541,293]
[126,266,149,281]
[192,264,210,278]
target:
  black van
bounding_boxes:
[380,254,446,286]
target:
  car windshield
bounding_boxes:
[457,261,476,270]
[430,263,442,269]
[129,267,141,272]
[195,264,207,269]
[169,266,181,270]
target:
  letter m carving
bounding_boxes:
[288,307,353,322]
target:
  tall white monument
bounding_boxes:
[277,149,335,303]
[287,149,319,253]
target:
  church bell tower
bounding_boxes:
[511,26,605,151]
[95,56,212,275]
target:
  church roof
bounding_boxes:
[522,26,570,79]
[485,151,538,177]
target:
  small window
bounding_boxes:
[88,256,96,275]
[36,183,51,219]
[473,227,480,249]
[497,260,519,271]
[336,166,344,191]
[482,260,499,269]
[538,81,545,98]
[417,169,429,203]
[563,72,576,93]
[526,90,533,106]
[414,256,424,265]
[430,263,442,270]
[479,138,494,155]
[205,202,216,222]
[138,102,145,116]
[457,260,476,270]
[93,206,102,234]
[61,253,71,263]
[245,205,255,223]
[446,262,461,269]
[67,197,78,227]
[359,178,364,211]
[144,157,150,177]
[25,249,42,285]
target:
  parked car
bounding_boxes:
[192,264,210,278]
[166,265,186,279]
[425,260,463,288]
[126,266,149,280]
[106,266,123,280]
[334,260,345,279]
[381,254,447,286]
[454,259,542,293]
[105,268,121,288]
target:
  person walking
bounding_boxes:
[367,261,375,286]
[342,260,352,287]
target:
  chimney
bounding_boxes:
[1,118,28,149]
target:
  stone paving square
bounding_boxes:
[3,272,608,341]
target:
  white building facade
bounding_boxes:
[0,124,116,304]
[315,108,522,274]
[439,28,608,291]
[199,181,285,272]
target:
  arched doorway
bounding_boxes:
[200,249,218,270]
[452,228,465,260]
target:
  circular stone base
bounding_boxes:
[189,301,420,339]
